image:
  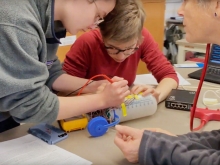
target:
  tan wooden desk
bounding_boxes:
[1,67,220,165]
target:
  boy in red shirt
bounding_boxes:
[63,0,178,102]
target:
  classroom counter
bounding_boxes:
[1,66,220,165]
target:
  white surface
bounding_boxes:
[203,98,218,105]
[0,134,92,165]
[59,35,76,46]
[174,63,200,68]
[165,2,182,23]
[134,72,191,86]
[110,94,157,122]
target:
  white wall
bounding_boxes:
[165,2,182,20]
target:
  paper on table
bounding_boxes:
[134,72,190,86]
[174,63,199,68]
[174,63,204,68]
[59,35,76,46]
[0,134,92,165]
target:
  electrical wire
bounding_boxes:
[185,78,220,88]
[77,74,114,121]
[65,80,94,96]
[66,74,113,96]
[124,97,135,106]
[193,120,206,131]
[181,85,220,90]
[77,74,113,96]
[190,44,211,131]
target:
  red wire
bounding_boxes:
[77,74,113,96]
[192,120,206,131]
[190,44,211,131]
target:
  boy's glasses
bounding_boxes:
[104,45,139,56]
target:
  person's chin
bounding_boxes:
[67,29,78,35]
[185,35,197,43]
[114,59,125,63]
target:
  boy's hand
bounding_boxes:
[98,76,130,107]
[96,76,125,93]
[131,84,160,103]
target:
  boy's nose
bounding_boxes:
[116,52,126,60]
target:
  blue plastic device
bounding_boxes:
[87,110,120,137]
[28,123,68,145]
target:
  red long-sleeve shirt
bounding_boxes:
[63,28,178,86]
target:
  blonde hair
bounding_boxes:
[98,0,146,43]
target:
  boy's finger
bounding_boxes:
[130,85,139,93]
[112,80,128,88]
[111,76,124,82]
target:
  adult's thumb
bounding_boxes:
[115,125,139,138]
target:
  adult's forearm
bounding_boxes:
[178,129,220,150]
[139,131,220,165]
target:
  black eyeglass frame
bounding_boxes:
[104,45,139,55]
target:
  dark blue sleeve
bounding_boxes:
[178,130,220,150]
[138,130,220,165]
